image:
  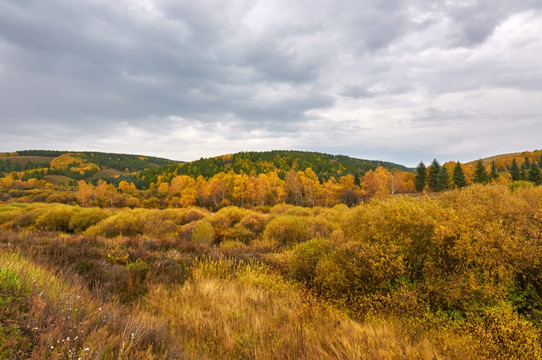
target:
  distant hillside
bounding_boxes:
[138,150,413,186]
[0,150,180,185]
[468,149,542,170]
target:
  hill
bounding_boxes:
[0,150,180,185]
[467,149,542,170]
[137,150,413,186]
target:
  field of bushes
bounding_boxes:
[1,184,542,359]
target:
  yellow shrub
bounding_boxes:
[263,215,310,246]
[35,206,76,232]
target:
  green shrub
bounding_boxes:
[69,207,111,233]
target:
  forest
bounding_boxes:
[1,149,542,359]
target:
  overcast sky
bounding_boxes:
[0,0,541,166]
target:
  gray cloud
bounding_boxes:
[0,0,541,165]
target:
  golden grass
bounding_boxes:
[141,258,444,359]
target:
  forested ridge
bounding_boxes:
[137,150,412,186]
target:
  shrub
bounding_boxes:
[141,210,180,238]
[35,206,76,232]
[283,206,313,217]
[0,207,25,228]
[191,220,214,245]
[509,180,534,191]
[314,240,406,299]
[239,212,267,234]
[208,207,247,244]
[263,215,310,246]
[462,304,542,359]
[11,212,36,229]
[269,203,293,215]
[85,210,147,237]
[307,216,334,239]
[182,208,208,224]
[69,207,111,233]
[287,238,330,283]
[122,259,149,303]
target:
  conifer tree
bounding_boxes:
[538,155,542,169]
[529,163,542,185]
[521,157,531,180]
[510,158,520,181]
[436,165,449,191]
[414,161,427,192]
[452,161,467,188]
[490,161,498,181]
[428,159,440,191]
[473,159,489,184]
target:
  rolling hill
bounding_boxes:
[467,149,542,170]
[137,150,413,186]
[0,150,180,185]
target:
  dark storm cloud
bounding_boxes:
[0,0,541,164]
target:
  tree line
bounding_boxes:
[414,155,542,192]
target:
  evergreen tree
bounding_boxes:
[473,159,489,184]
[529,163,542,185]
[521,157,531,180]
[538,155,542,169]
[490,161,498,181]
[510,158,520,181]
[428,159,440,191]
[436,165,449,191]
[414,161,427,192]
[452,161,467,188]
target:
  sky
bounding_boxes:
[0,0,541,166]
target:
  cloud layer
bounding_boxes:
[1,0,541,165]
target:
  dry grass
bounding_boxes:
[0,155,54,165]
[44,175,74,185]
[141,258,444,359]
[0,251,169,359]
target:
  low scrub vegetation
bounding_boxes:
[1,184,542,358]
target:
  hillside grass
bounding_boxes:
[0,155,54,165]
[44,175,74,185]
